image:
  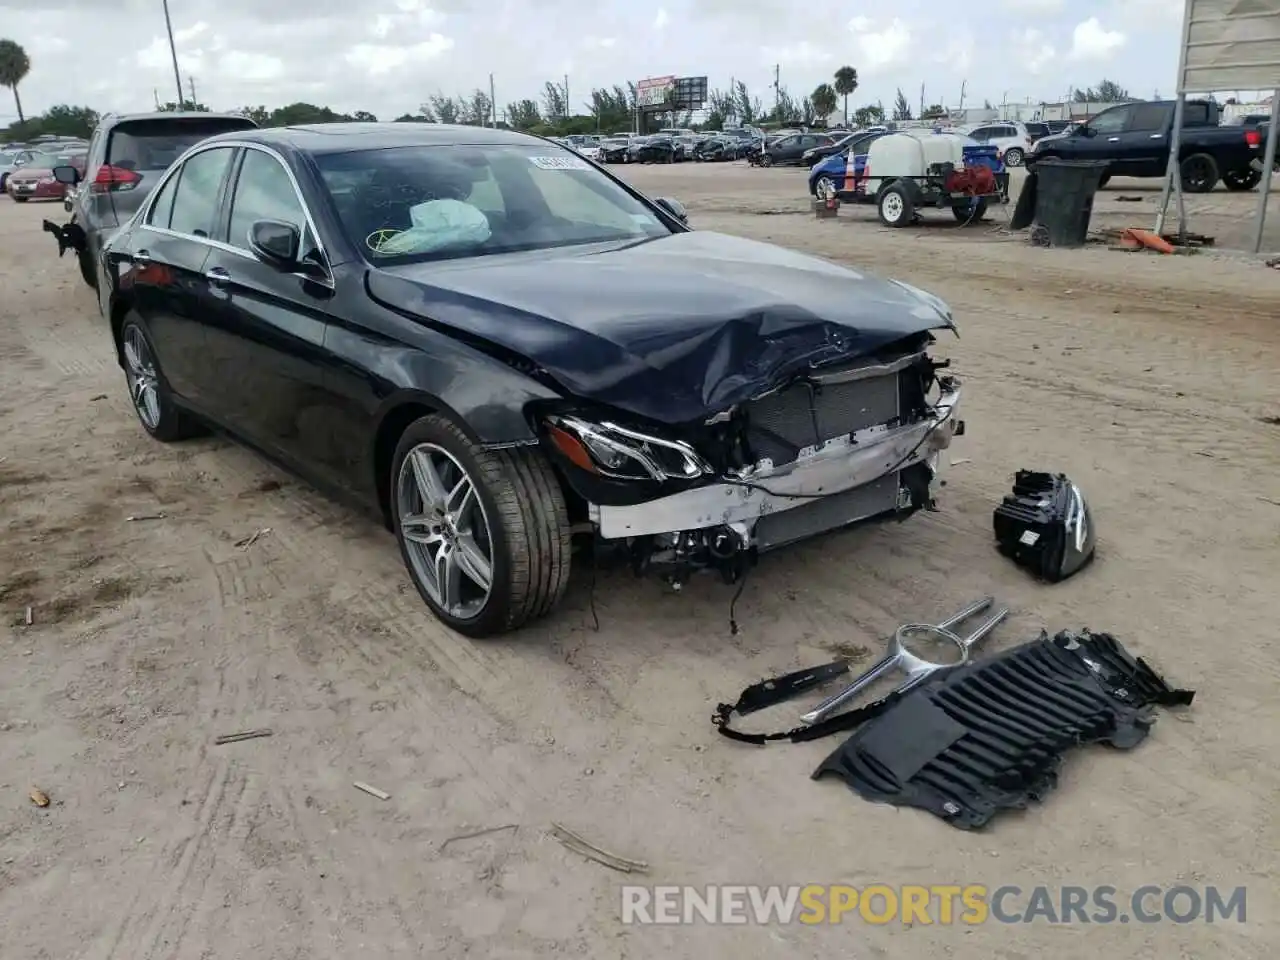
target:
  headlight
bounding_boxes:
[545,415,710,482]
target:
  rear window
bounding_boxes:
[107,117,256,172]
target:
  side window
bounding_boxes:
[1002,126,1019,138]
[1128,103,1172,132]
[168,147,235,238]
[228,149,307,250]
[969,127,990,141]
[147,171,180,229]
[1089,106,1133,134]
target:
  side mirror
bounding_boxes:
[52,165,80,185]
[1077,125,1093,138]
[655,197,688,224]
[248,219,301,269]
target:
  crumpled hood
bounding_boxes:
[368,230,955,424]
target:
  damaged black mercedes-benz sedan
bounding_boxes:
[83,122,963,637]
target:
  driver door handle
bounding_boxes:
[1150,133,1163,139]
[1107,137,1120,142]
[205,266,231,286]
[133,249,151,264]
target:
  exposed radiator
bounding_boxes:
[745,371,900,466]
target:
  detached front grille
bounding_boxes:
[745,370,901,466]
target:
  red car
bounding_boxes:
[6,151,86,202]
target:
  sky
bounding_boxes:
[0,0,1251,125]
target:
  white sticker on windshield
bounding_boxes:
[529,155,590,170]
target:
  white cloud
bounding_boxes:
[1068,18,1126,60]
[345,36,455,76]
[847,17,911,74]
[936,32,975,75]
[761,42,832,68]
[1015,28,1056,75]
[174,22,209,44]
[653,7,669,29]
[1000,0,1063,11]
[583,36,617,49]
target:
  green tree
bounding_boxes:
[541,80,567,120]
[811,83,838,123]
[0,38,30,124]
[1073,79,1133,102]
[833,65,858,126]
[505,99,541,129]
[158,100,210,112]
[428,94,460,124]
[239,105,272,125]
[267,102,351,125]
[460,90,491,126]
[891,87,912,121]
[351,110,378,122]
[853,103,885,127]
[921,103,946,120]
[35,104,99,138]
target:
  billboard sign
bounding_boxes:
[637,76,676,109]
[1180,0,1280,91]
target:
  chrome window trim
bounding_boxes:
[137,139,333,287]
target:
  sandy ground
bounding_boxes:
[2,164,1280,960]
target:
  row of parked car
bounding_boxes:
[1,135,89,201]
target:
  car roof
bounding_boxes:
[102,110,252,128]
[200,122,553,156]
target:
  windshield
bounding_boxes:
[316,143,673,264]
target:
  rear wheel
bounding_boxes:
[877,183,915,227]
[760,153,773,167]
[119,318,204,442]
[1180,152,1220,193]
[391,414,572,637]
[1222,168,1262,191]
[1003,147,1025,167]
[952,199,988,223]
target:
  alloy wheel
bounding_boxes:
[397,442,495,620]
[122,325,162,430]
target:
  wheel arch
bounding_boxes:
[370,389,544,530]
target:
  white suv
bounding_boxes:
[963,121,1034,167]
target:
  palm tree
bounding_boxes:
[811,84,838,125]
[833,66,858,127]
[0,39,31,124]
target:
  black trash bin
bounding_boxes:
[1020,158,1108,248]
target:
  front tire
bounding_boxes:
[13,196,28,203]
[78,247,98,289]
[877,183,914,227]
[1004,147,1024,167]
[812,174,837,198]
[119,317,204,442]
[391,414,572,638]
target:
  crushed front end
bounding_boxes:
[538,336,963,585]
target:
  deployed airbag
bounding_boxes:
[374,199,491,255]
[813,629,1193,829]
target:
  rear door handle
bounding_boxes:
[1107,137,1120,142]
[1150,133,1163,139]
[205,266,231,286]
[134,249,151,264]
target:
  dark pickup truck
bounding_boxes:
[1027,99,1268,192]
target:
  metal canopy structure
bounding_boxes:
[1155,0,1280,252]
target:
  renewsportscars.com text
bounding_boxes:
[620,884,1247,925]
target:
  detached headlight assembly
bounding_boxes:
[545,415,710,482]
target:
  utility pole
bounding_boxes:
[489,73,496,127]
[919,82,925,120]
[564,74,570,119]
[162,0,184,107]
[773,64,781,117]
[958,79,967,113]
[187,75,197,108]
[153,88,161,110]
